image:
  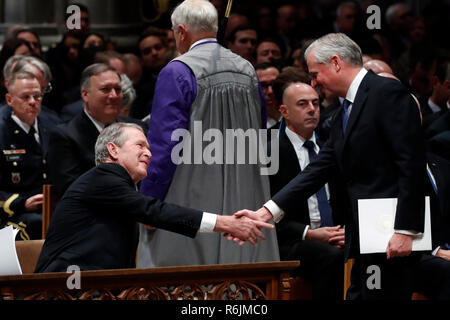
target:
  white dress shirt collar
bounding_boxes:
[84,108,105,133]
[428,98,442,114]
[285,127,318,152]
[345,68,368,104]
[11,113,39,135]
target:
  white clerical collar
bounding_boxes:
[345,68,367,104]
[84,108,106,133]
[11,113,39,135]
[189,38,217,51]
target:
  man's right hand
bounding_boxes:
[234,207,273,223]
[306,225,344,248]
[24,194,43,212]
[215,214,274,246]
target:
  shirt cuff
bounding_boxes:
[302,225,310,241]
[264,200,284,223]
[432,246,440,256]
[199,212,217,233]
[394,229,422,236]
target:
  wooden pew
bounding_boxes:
[0,261,301,300]
[41,184,55,239]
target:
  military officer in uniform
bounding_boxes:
[0,71,54,240]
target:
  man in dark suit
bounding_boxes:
[413,152,450,299]
[0,71,55,240]
[47,63,146,199]
[270,75,346,300]
[35,123,272,272]
[235,33,426,300]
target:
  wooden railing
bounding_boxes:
[0,261,301,300]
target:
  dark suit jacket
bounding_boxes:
[35,163,202,272]
[425,109,450,139]
[269,132,346,255]
[0,107,55,220]
[426,152,450,249]
[271,71,426,259]
[48,111,148,199]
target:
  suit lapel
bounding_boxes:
[342,72,372,147]
[280,132,301,173]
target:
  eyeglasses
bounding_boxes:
[43,82,52,94]
[260,81,274,89]
[16,94,43,102]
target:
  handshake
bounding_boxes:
[214,207,275,246]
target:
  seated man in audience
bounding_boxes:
[255,62,282,130]
[226,25,258,65]
[10,56,63,123]
[413,150,450,300]
[269,70,346,301]
[35,123,273,272]
[0,71,56,240]
[47,63,146,199]
[255,38,284,65]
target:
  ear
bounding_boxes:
[279,104,288,117]
[178,24,188,41]
[330,55,341,72]
[5,93,13,106]
[106,142,119,161]
[81,88,89,104]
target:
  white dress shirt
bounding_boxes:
[285,128,331,238]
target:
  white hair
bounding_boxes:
[385,3,410,27]
[304,33,363,67]
[171,0,218,34]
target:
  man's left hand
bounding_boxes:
[386,233,413,259]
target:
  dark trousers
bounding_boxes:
[347,253,421,300]
[282,240,344,301]
[413,253,450,300]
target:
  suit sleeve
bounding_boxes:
[272,139,338,216]
[377,81,426,231]
[85,170,203,238]
[139,61,196,201]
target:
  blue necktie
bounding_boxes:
[426,167,438,195]
[342,99,351,133]
[303,140,334,227]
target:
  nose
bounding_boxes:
[109,88,120,98]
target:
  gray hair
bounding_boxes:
[385,3,410,27]
[171,0,218,34]
[80,63,120,90]
[12,56,52,82]
[7,71,39,91]
[3,55,26,81]
[94,122,144,166]
[304,33,362,67]
[120,74,136,107]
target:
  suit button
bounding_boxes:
[13,162,17,166]
[42,159,46,164]
[43,173,47,179]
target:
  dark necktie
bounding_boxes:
[303,140,333,227]
[426,167,438,195]
[342,99,351,133]
[28,126,38,144]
